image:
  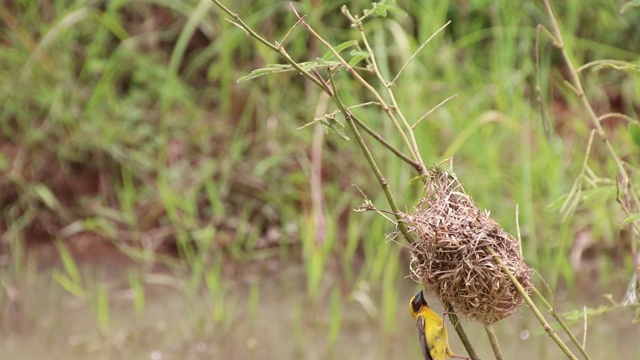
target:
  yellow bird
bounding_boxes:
[409,290,467,360]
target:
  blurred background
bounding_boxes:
[1,0,639,359]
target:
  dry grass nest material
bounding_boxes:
[405,167,533,325]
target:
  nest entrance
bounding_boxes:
[405,167,532,325]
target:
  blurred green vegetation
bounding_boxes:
[1,0,639,358]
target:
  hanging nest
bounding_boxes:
[404,166,533,325]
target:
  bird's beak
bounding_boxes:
[416,290,425,304]
[412,290,428,312]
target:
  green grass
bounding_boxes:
[1,0,639,358]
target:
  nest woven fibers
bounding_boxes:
[405,166,533,325]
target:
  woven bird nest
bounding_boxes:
[405,166,533,325]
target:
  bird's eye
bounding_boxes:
[411,299,422,313]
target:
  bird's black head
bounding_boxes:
[411,290,428,313]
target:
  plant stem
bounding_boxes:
[488,247,578,360]
[533,288,592,360]
[541,0,640,293]
[484,325,504,360]
[329,76,414,244]
[211,2,479,358]
[540,0,628,183]
[349,11,426,168]
[212,0,421,170]
[291,4,423,167]
[351,113,422,171]
[445,302,482,360]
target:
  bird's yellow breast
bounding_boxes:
[415,307,454,360]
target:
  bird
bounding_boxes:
[409,290,467,360]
